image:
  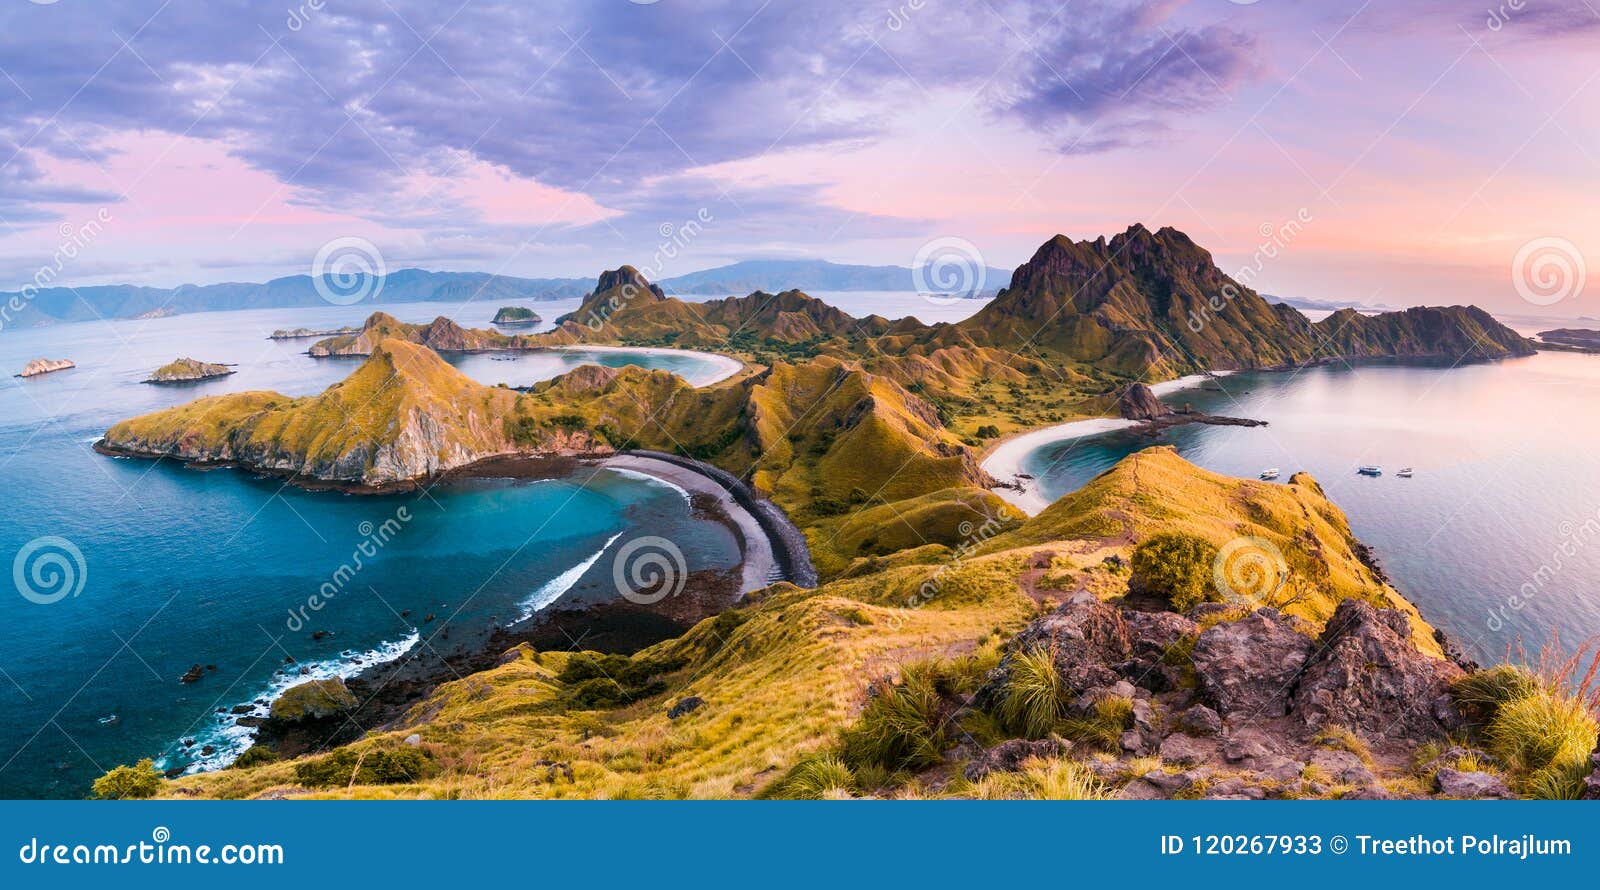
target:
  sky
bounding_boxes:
[0,0,1597,314]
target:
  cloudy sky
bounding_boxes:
[0,0,1597,313]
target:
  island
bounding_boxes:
[15,358,74,378]
[268,326,358,340]
[143,357,236,384]
[1537,328,1600,352]
[96,226,1598,802]
[491,306,542,326]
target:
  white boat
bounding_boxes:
[1259,468,1280,480]
[1358,465,1382,476]
[1397,467,1414,478]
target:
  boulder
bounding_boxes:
[667,695,705,719]
[1159,733,1214,767]
[1310,747,1376,786]
[1174,704,1223,736]
[1115,383,1171,421]
[269,678,358,722]
[1434,768,1513,799]
[1191,608,1312,719]
[978,593,1130,707]
[963,737,1071,781]
[1291,599,1464,740]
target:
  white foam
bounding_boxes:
[158,630,421,775]
[604,467,692,504]
[513,532,622,623]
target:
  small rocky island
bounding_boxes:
[491,306,542,326]
[144,357,236,384]
[1115,382,1266,434]
[15,358,75,378]
[269,326,358,340]
[1537,328,1600,352]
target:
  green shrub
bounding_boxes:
[1130,532,1220,611]
[997,648,1066,739]
[1060,694,1134,751]
[293,746,431,788]
[230,746,279,769]
[761,755,857,799]
[91,759,162,800]
[839,670,950,772]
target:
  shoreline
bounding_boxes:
[980,372,1234,516]
[600,453,780,595]
[547,345,745,387]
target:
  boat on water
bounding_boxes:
[1358,465,1383,476]
[1259,468,1280,480]
[1397,467,1414,478]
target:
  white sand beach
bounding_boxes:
[601,453,776,594]
[547,344,745,386]
[981,372,1234,516]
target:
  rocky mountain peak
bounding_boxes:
[594,265,665,300]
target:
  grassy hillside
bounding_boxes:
[166,447,1481,800]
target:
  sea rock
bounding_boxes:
[179,664,205,683]
[269,678,358,722]
[1115,382,1171,421]
[667,695,705,719]
[1191,608,1312,719]
[963,737,1070,781]
[16,358,74,378]
[1290,599,1464,740]
[144,357,234,383]
[1434,768,1513,799]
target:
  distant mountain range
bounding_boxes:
[1,270,594,329]
[1262,293,1389,313]
[657,259,1011,296]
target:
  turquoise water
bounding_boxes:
[0,303,745,798]
[1021,352,1600,664]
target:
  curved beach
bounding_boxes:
[601,450,817,592]
[549,344,745,386]
[982,372,1234,515]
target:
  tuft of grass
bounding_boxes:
[967,757,1111,800]
[760,754,857,800]
[838,667,951,772]
[1060,695,1134,752]
[1485,688,1596,789]
[996,647,1066,739]
[1311,725,1374,765]
[1451,665,1540,724]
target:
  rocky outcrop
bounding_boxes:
[594,265,665,300]
[1291,599,1464,740]
[1192,608,1311,719]
[144,357,233,383]
[16,358,74,378]
[977,590,1485,799]
[308,312,541,357]
[1115,382,1170,420]
[270,678,358,722]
